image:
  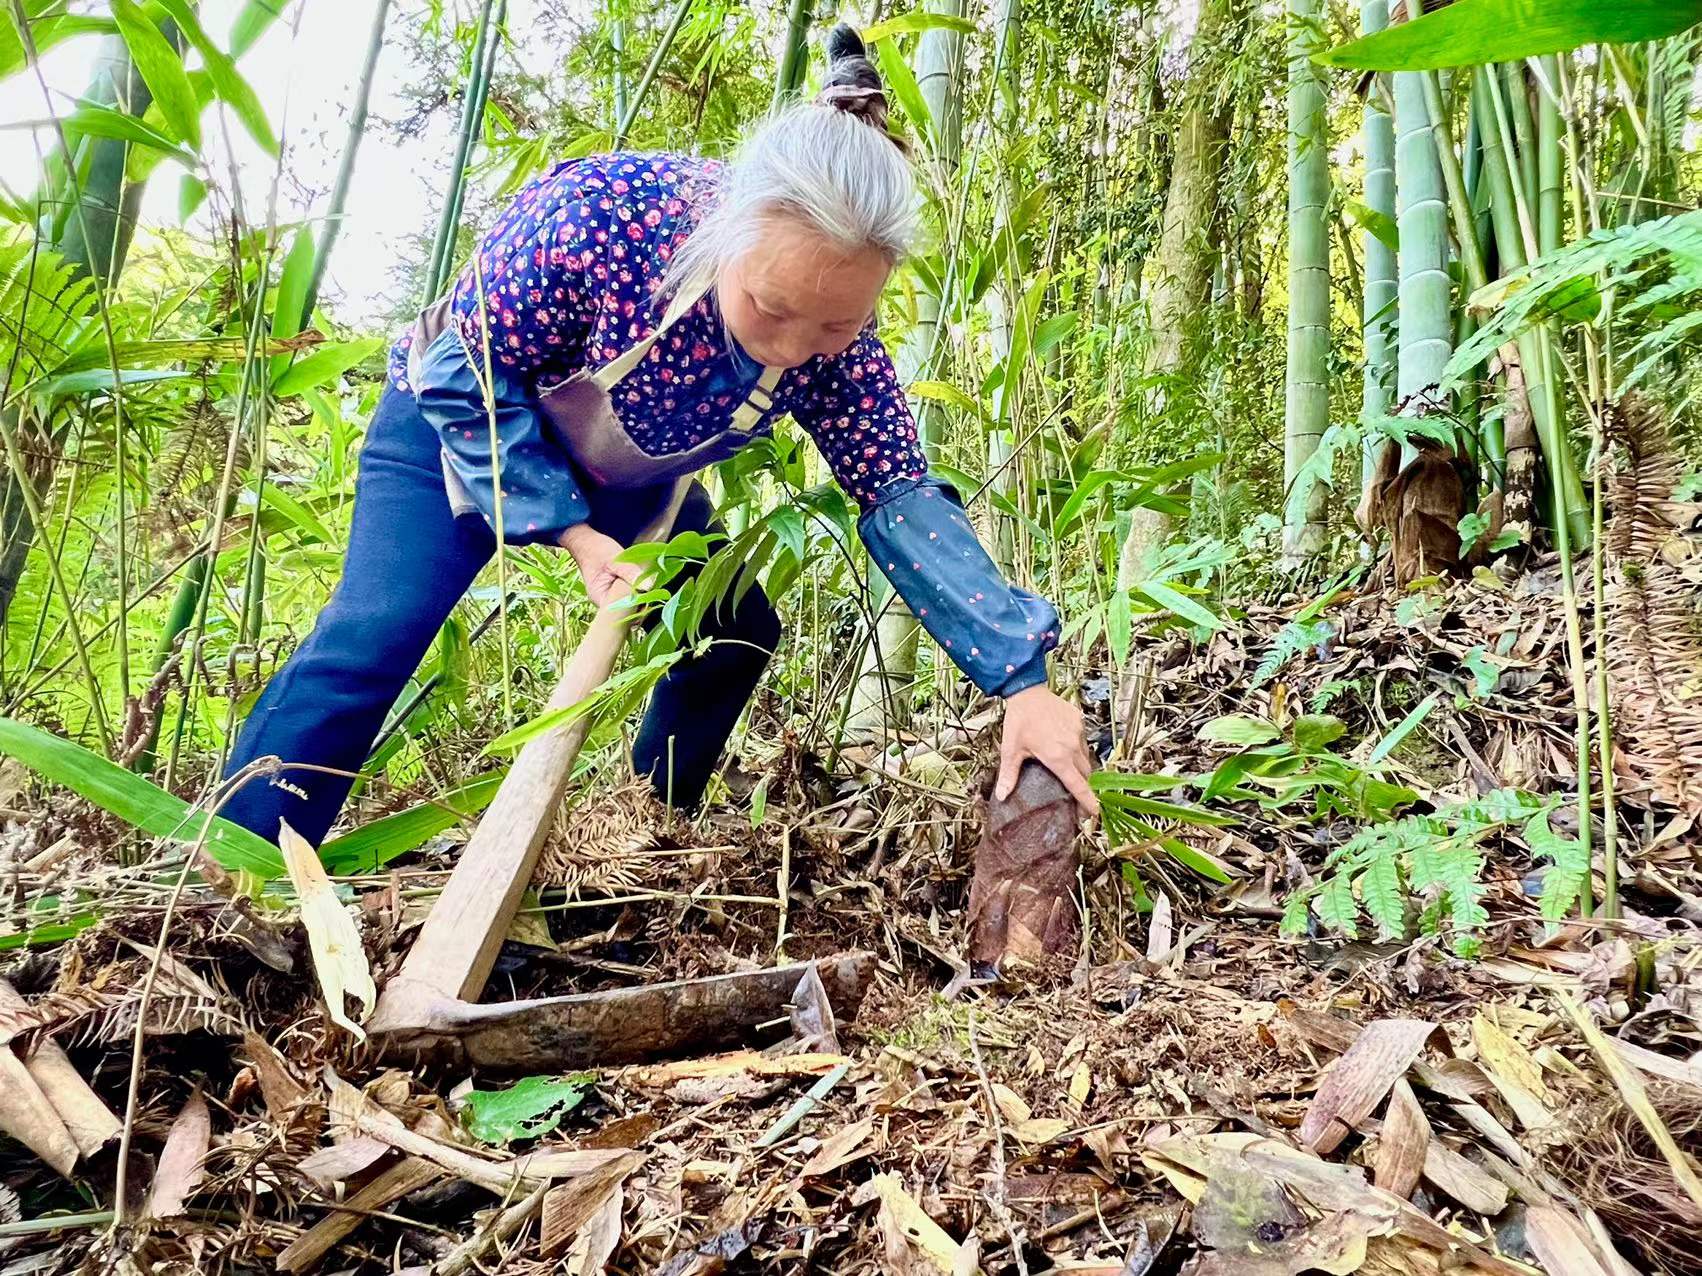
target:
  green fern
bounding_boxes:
[1524,810,1588,922]
[1252,618,1334,689]
[0,234,100,402]
[1358,851,1404,941]
[1282,789,1547,957]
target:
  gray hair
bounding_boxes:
[662,103,918,298]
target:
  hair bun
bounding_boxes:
[815,22,903,146]
[826,23,867,65]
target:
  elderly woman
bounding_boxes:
[222,27,1095,846]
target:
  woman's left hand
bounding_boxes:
[995,684,1099,818]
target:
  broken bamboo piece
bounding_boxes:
[0,977,120,1160]
[379,953,874,1072]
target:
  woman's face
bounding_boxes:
[719,216,891,369]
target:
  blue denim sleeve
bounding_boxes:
[859,478,1059,698]
[412,326,590,545]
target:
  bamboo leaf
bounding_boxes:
[271,338,382,395]
[257,483,333,543]
[1102,791,1237,829]
[58,101,196,166]
[1106,590,1131,666]
[1136,578,1223,631]
[906,379,986,421]
[1319,0,1702,70]
[0,717,283,878]
[863,11,978,42]
[228,0,282,55]
[1368,693,1439,764]
[0,6,116,81]
[318,772,504,875]
[31,368,189,399]
[1051,469,1133,538]
[112,0,201,148]
[153,0,278,156]
[1200,715,1282,747]
[872,39,931,141]
[177,172,207,220]
[272,228,316,341]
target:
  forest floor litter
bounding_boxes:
[3,533,1702,1275]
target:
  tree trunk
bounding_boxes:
[1281,0,1330,563]
[846,0,967,736]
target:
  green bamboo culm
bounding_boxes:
[306,0,393,315]
[1473,64,1590,546]
[770,0,814,113]
[1477,62,1595,916]
[1358,0,1397,495]
[1392,67,1452,442]
[425,0,502,303]
[1282,0,1329,561]
[614,0,695,145]
[846,0,968,735]
[608,0,628,131]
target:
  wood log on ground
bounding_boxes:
[376,953,875,1073]
[968,761,1080,970]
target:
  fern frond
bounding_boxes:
[1358,851,1405,941]
[1314,872,1360,939]
[1526,810,1588,922]
[1281,887,1314,937]
[1252,618,1334,689]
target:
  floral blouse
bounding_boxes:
[390,152,1058,698]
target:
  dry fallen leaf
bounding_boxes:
[1068,1062,1092,1107]
[1300,1019,1438,1153]
[144,1089,210,1219]
[1524,1205,1616,1276]
[800,1117,876,1178]
[990,1083,1031,1124]
[1007,1117,1071,1146]
[872,1173,981,1275]
[542,1152,639,1268]
[1420,1138,1508,1215]
[278,820,376,1040]
[1372,1078,1427,1200]
[564,1181,623,1274]
[1472,1011,1552,1129]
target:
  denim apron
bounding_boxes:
[405,278,786,543]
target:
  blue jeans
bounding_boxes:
[220,384,780,845]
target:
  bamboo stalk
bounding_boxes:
[425,0,500,303]
[305,0,393,314]
[1359,0,1396,495]
[770,0,814,114]
[614,0,695,146]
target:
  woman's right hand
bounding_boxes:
[559,524,643,607]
